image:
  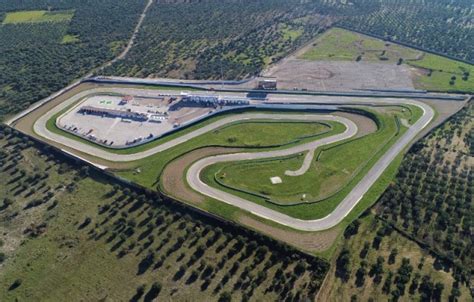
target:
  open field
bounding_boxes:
[264,59,415,91]
[407,53,474,92]
[300,27,421,63]
[318,214,472,301]
[0,129,329,301]
[2,10,74,24]
[268,27,473,93]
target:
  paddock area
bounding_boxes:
[57,94,213,148]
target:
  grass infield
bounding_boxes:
[199,108,409,220]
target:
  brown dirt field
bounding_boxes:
[160,147,242,203]
[239,215,340,253]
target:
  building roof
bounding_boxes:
[80,105,147,119]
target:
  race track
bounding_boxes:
[186,99,434,231]
[30,86,434,231]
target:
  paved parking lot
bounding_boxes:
[57,94,212,148]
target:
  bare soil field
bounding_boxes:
[239,216,341,253]
[263,58,414,91]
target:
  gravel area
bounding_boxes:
[263,58,415,91]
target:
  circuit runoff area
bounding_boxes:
[8,80,437,232]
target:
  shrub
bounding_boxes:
[219,291,232,302]
[8,279,22,291]
[0,252,6,263]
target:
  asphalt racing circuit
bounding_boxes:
[187,100,433,231]
[8,81,437,231]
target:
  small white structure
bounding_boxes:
[149,114,167,123]
[270,176,282,184]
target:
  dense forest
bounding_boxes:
[0,0,146,121]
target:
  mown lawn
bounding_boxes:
[204,120,330,147]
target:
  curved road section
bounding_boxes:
[284,149,315,176]
[186,100,434,231]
